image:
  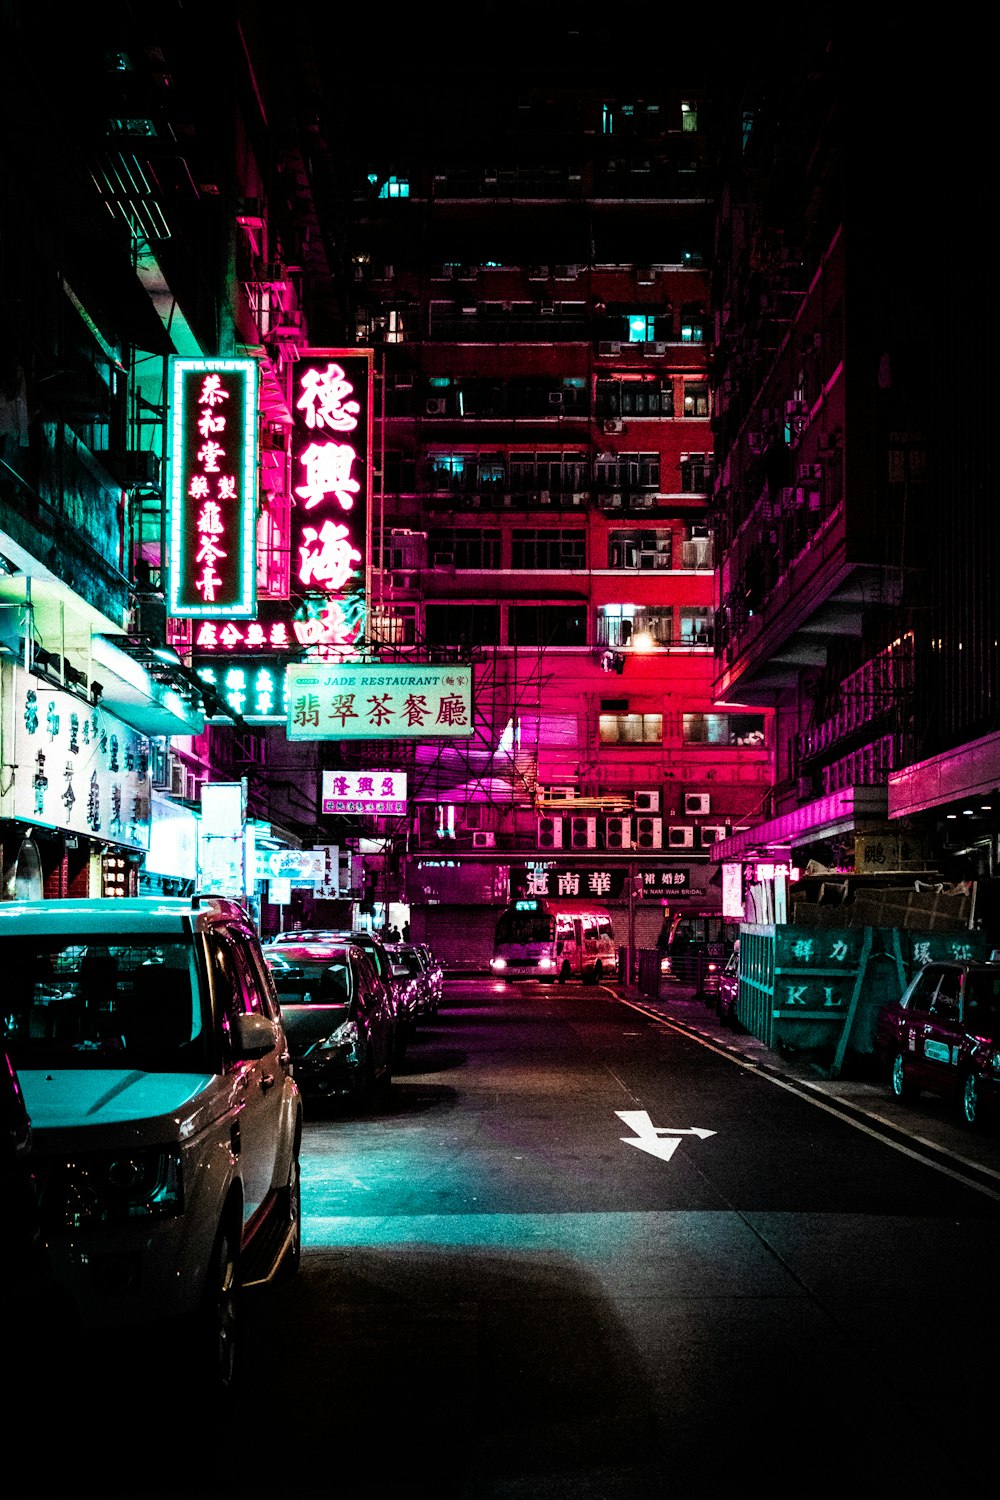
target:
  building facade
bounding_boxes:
[334,62,772,961]
[709,29,999,931]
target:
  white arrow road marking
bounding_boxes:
[616,1109,716,1162]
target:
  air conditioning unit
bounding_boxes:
[667,825,694,848]
[542,785,576,802]
[547,390,563,405]
[425,397,447,415]
[169,756,187,797]
[685,792,711,815]
[634,790,660,814]
[538,489,552,504]
[472,831,497,849]
[604,815,632,850]
[635,816,663,849]
[700,825,729,848]
[149,741,170,789]
[538,815,564,849]
[603,419,624,434]
[433,552,455,568]
[598,341,621,356]
[600,492,623,510]
[570,815,598,849]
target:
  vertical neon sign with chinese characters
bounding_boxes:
[289,350,371,647]
[168,357,258,618]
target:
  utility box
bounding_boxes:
[733,924,996,1076]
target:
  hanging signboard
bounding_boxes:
[1,663,151,850]
[509,864,692,902]
[287,661,473,740]
[167,357,259,618]
[322,770,407,815]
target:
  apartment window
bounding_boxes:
[511,529,586,569]
[476,454,507,490]
[597,605,673,648]
[681,100,698,133]
[683,712,765,745]
[598,378,673,418]
[683,382,709,417]
[370,605,417,646]
[628,314,656,342]
[509,605,587,646]
[377,175,409,198]
[429,453,469,490]
[595,451,661,491]
[380,531,425,571]
[608,529,672,569]
[679,608,714,645]
[425,603,500,647]
[680,302,706,344]
[680,452,713,492]
[599,711,663,744]
[427,528,501,568]
[383,450,418,494]
[508,451,588,493]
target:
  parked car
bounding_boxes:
[874,952,1000,1128]
[1,895,302,1391]
[262,940,395,1106]
[385,942,439,1020]
[305,928,414,1059]
[717,942,741,1027]
[418,944,444,1009]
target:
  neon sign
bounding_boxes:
[290,349,370,624]
[167,357,258,618]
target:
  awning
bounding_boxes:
[710,785,889,862]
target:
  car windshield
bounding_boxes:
[964,972,1000,1036]
[495,912,555,945]
[3,936,208,1071]
[268,954,353,1006]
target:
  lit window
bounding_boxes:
[378,176,410,199]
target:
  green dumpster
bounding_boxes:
[734,924,995,1076]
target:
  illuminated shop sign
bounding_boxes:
[1,664,151,850]
[287,662,473,741]
[255,848,325,881]
[322,770,407,816]
[511,865,692,900]
[190,595,365,655]
[167,357,258,618]
[193,656,291,722]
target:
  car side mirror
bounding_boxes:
[233,1011,278,1059]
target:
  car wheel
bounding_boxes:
[890,1050,919,1103]
[960,1072,987,1130]
[558,961,570,984]
[200,1216,241,1391]
[280,1152,301,1279]
[593,961,603,983]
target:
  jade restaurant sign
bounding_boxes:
[287,662,473,741]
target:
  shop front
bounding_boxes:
[0,660,152,898]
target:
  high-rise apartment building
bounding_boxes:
[709,30,999,930]
[336,53,772,959]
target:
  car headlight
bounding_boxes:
[660,958,671,973]
[46,1148,183,1228]
[992,1052,1000,1073]
[320,1019,358,1051]
[491,957,506,970]
[538,957,555,969]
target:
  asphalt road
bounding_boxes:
[29,975,1000,1497]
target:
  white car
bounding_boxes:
[2,895,302,1390]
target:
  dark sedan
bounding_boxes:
[263,941,395,1107]
[874,953,1000,1128]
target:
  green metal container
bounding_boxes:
[734,923,995,1076]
